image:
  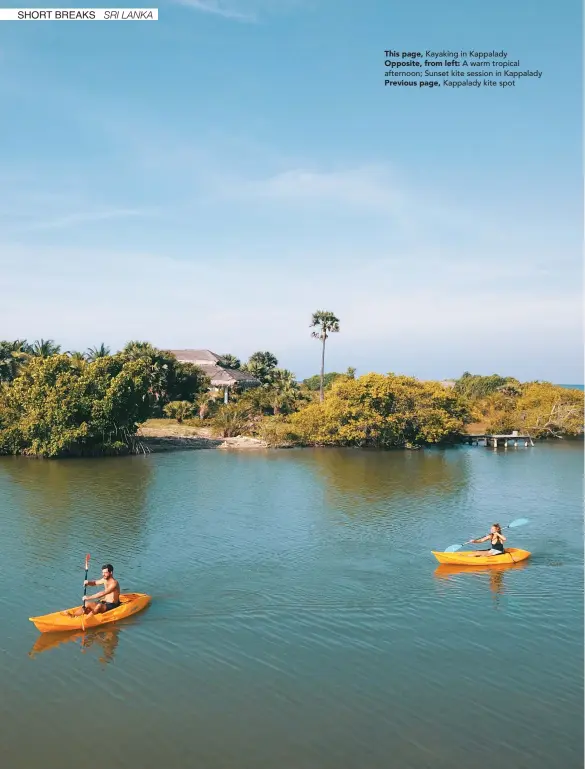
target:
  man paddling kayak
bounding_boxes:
[467,523,507,556]
[73,564,121,616]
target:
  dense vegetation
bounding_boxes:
[460,374,584,439]
[0,340,210,457]
[0,335,582,457]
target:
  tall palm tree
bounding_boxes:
[310,310,340,402]
[86,343,111,362]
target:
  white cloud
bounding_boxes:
[9,208,152,232]
[173,0,255,20]
[171,0,307,21]
[0,170,155,233]
[213,166,404,211]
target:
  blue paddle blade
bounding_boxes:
[508,518,530,528]
[444,543,464,553]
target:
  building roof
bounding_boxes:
[199,365,260,387]
[170,349,261,388]
[170,349,222,364]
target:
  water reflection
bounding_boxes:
[0,455,154,558]
[28,626,121,666]
[434,561,529,608]
[293,447,469,510]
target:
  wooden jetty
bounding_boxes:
[461,431,534,448]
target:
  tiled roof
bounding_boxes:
[170,349,221,364]
[170,349,261,387]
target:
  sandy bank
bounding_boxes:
[137,423,268,452]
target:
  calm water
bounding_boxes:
[1,443,583,769]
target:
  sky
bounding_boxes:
[0,0,582,382]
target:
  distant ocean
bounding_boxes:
[558,384,584,391]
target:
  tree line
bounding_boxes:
[0,325,581,457]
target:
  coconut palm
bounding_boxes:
[86,343,111,362]
[310,311,340,402]
[218,354,241,369]
[29,339,61,357]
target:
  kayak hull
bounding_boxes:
[431,548,531,566]
[434,560,529,579]
[29,592,151,633]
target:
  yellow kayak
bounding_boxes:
[431,548,531,566]
[434,560,529,578]
[29,592,151,633]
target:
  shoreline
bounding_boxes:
[135,420,583,455]
[137,424,268,452]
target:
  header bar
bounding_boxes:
[0,8,158,20]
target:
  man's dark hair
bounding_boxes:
[102,564,114,574]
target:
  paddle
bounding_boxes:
[82,553,90,607]
[81,553,90,631]
[444,518,530,553]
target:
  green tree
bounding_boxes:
[28,339,61,357]
[303,371,343,392]
[454,372,519,400]
[289,373,471,448]
[120,341,209,415]
[0,340,30,382]
[241,351,278,385]
[86,343,111,362]
[513,382,583,438]
[168,361,210,403]
[211,403,253,438]
[218,354,241,369]
[310,310,340,403]
[195,389,221,420]
[0,354,153,457]
[163,400,196,423]
[68,351,88,370]
[266,369,301,415]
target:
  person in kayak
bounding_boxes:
[73,564,121,616]
[468,523,507,556]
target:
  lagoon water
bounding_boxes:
[1,442,583,769]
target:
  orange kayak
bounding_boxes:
[434,560,529,578]
[431,548,531,566]
[29,592,151,633]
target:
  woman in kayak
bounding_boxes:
[468,523,507,556]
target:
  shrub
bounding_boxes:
[163,401,196,423]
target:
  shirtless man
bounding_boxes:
[73,564,120,617]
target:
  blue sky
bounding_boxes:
[0,0,582,381]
